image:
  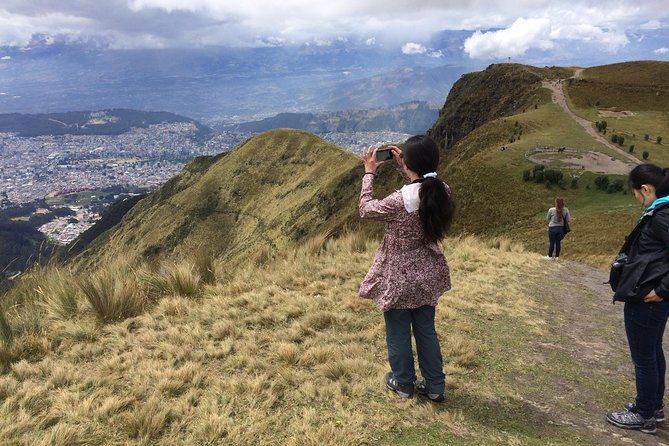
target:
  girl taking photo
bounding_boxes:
[358,135,455,402]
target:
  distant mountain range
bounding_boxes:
[218,101,440,134]
[0,39,474,121]
[0,109,212,138]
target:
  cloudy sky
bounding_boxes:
[0,0,668,59]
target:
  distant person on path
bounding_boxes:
[358,135,455,402]
[607,164,669,435]
[544,197,570,261]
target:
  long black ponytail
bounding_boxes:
[629,163,669,198]
[402,135,455,242]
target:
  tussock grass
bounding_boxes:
[79,264,146,323]
[34,268,80,321]
[0,232,555,444]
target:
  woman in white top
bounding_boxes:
[544,197,570,261]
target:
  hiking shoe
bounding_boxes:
[542,256,554,260]
[624,402,666,423]
[415,379,445,402]
[385,372,414,399]
[607,410,657,434]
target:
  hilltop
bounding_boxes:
[73,129,400,269]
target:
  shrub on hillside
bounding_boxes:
[643,151,650,160]
[594,175,610,191]
[611,134,619,144]
[544,169,564,185]
[595,121,607,132]
[659,136,663,144]
[571,177,579,189]
[607,179,625,194]
[523,165,564,187]
[645,134,650,141]
[629,145,635,153]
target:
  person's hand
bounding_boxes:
[388,145,405,169]
[360,145,385,174]
[645,290,664,303]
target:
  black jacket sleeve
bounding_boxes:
[651,209,669,299]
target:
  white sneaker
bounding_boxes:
[542,256,553,260]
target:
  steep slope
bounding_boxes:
[75,129,399,268]
[428,64,572,149]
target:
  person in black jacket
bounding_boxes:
[607,164,669,434]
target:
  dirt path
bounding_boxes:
[528,260,669,445]
[541,79,640,166]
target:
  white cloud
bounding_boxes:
[640,20,663,30]
[655,47,669,54]
[401,42,427,55]
[428,50,443,58]
[464,16,631,59]
[0,0,667,52]
[0,56,11,60]
[464,17,553,59]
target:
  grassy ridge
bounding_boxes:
[75,129,401,270]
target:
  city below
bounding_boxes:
[0,116,410,245]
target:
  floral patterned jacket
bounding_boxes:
[358,167,451,311]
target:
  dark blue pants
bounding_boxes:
[624,301,669,418]
[548,226,564,257]
[383,305,445,394]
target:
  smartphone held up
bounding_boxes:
[375,148,393,161]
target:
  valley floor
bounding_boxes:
[0,234,665,445]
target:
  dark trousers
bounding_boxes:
[383,305,445,394]
[624,301,669,418]
[548,226,564,257]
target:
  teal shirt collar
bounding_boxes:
[641,196,669,220]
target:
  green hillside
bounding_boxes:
[428,62,664,267]
[74,129,400,269]
[565,61,669,111]
[563,61,669,166]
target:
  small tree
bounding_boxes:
[611,134,619,144]
[645,134,650,141]
[595,175,610,191]
[571,177,579,189]
[522,170,532,181]
[658,136,663,144]
[629,144,635,153]
[643,151,650,160]
[607,179,625,194]
[534,170,545,183]
[544,169,564,185]
[618,136,625,146]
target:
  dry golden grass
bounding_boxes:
[0,232,545,445]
